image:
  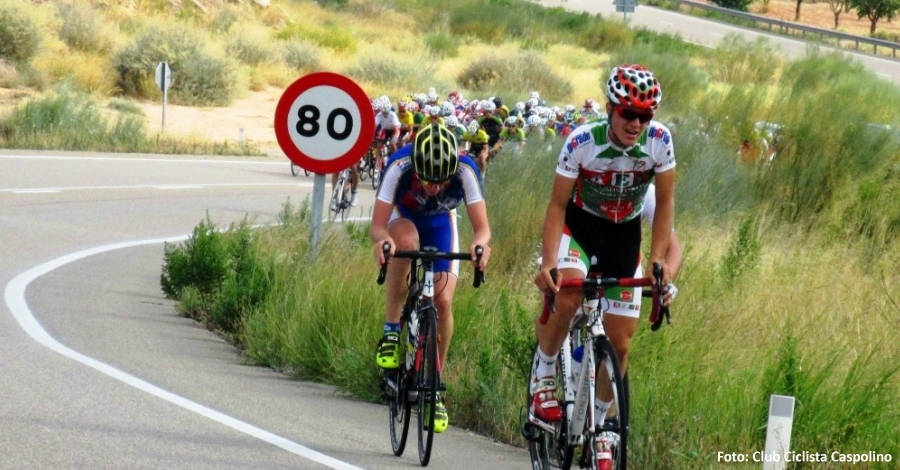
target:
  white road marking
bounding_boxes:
[1,182,313,193]
[660,20,674,25]
[4,237,364,470]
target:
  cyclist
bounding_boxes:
[477,101,504,148]
[463,120,490,174]
[528,64,676,427]
[370,123,492,434]
[493,116,527,155]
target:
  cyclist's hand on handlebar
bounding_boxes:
[469,243,490,270]
[374,238,394,266]
[662,282,678,307]
[645,260,671,286]
[534,266,560,296]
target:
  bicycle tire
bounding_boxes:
[416,307,439,466]
[340,180,350,222]
[592,336,628,470]
[388,341,412,456]
[524,343,574,470]
[328,176,343,222]
[290,161,301,176]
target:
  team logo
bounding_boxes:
[620,290,633,302]
[569,249,581,258]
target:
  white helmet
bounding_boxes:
[467,121,480,134]
[505,116,520,126]
[481,101,496,112]
[440,101,455,117]
[527,115,542,127]
[529,91,540,100]
[445,115,460,128]
[515,101,526,112]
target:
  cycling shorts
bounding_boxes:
[389,208,460,276]
[556,201,643,318]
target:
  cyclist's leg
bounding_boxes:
[376,213,418,369]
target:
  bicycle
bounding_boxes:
[290,161,309,177]
[328,167,352,222]
[523,263,670,470]
[367,139,390,189]
[376,243,485,467]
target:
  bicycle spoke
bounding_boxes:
[417,309,438,466]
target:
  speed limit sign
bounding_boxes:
[274,72,375,174]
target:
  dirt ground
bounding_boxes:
[749,0,899,36]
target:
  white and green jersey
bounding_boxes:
[556,118,675,223]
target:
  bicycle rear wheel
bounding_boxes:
[290,161,301,176]
[416,308,439,466]
[328,177,343,222]
[524,344,574,470]
[592,336,628,470]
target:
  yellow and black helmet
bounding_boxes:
[412,123,459,183]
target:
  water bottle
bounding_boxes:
[571,345,584,389]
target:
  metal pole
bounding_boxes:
[162,87,167,133]
[309,173,325,258]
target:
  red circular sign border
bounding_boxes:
[274,72,374,174]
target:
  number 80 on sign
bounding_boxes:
[274,72,375,174]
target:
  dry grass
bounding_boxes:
[752,0,900,36]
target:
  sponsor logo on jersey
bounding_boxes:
[565,132,592,153]
[569,249,581,258]
[648,126,671,145]
[612,302,639,310]
[620,290,633,301]
[561,257,580,264]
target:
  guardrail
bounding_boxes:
[659,0,900,59]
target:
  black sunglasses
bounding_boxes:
[615,107,654,124]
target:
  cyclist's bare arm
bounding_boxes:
[536,174,577,295]
[464,200,491,270]
[370,199,395,265]
[648,169,675,284]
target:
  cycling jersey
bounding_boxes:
[557,119,675,223]
[397,110,414,129]
[375,111,401,131]
[463,130,489,145]
[499,127,526,141]
[376,144,484,274]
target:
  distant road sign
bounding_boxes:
[274,72,375,174]
[155,61,172,92]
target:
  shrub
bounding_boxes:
[0,2,41,63]
[275,20,357,54]
[457,52,573,103]
[113,22,239,106]
[281,40,323,73]
[576,18,634,51]
[708,34,782,85]
[225,24,278,66]
[424,30,462,59]
[346,55,441,92]
[709,0,754,11]
[56,2,111,53]
[720,213,761,285]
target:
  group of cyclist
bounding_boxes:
[365,88,613,175]
[366,64,680,447]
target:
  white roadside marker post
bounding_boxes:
[763,394,795,470]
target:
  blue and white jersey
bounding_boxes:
[376,144,484,219]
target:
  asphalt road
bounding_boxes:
[541,0,900,82]
[0,151,526,469]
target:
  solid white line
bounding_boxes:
[12,189,61,194]
[660,20,674,25]
[3,237,363,470]
[0,182,314,193]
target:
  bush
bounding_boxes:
[274,20,357,54]
[113,22,239,106]
[708,34,782,85]
[225,24,278,66]
[709,0,754,11]
[0,83,148,151]
[56,2,111,53]
[424,30,462,59]
[457,52,573,103]
[576,18,634,51]
[0,2,41,63]
[281,40,323,73]
[346,55,441,93]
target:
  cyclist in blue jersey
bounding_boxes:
[370,123,492,433]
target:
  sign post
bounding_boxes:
[155,61,173,132]
[612,0,636,21]
[763,394,795,470]
[274,72,375,255]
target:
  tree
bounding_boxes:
[850,0,900,34]
[826,0,848,27]
[795,0,803,21]
[709,0,754,11]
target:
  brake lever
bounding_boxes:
[376,242,391,285]
[538,268,558,325]
[473,245,485,288]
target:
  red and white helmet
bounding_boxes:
[605,64,662,111]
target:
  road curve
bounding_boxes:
[0,151,526,469]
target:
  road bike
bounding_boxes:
[366,140,390,189]
[523,264,670,470]
[328,167,352,222]
[376,243,485,467]
[290,161,309,177]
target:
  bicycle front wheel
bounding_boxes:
[290,161,300,176]
[388,367,412,456]
[328,178,343,222]
[416,308,439,466]
[592,336,628,470]
[524,344,573,470]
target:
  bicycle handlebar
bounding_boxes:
[538,262,671,331]
[376,242,485,288]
